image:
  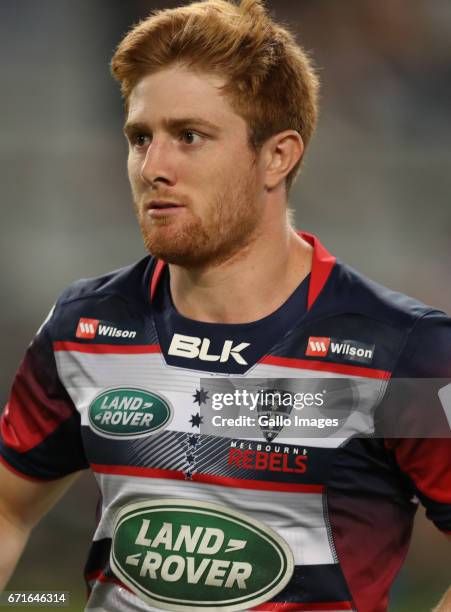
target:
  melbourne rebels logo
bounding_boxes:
[256,389,295,442]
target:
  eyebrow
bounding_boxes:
[123,116,221,136]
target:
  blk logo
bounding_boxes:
[169,333,250,365]
[305,337,330,357]
[76,318,99,339]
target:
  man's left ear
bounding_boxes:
[264,130,304,190]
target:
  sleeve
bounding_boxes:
[0,304,89,481]
[382,309,451,534]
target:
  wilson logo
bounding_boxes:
[76,318,137,340]
[305,337,330,357]
[306,337,375,363]
[88,388,172,439]
[169,334,250,365]
[110,499,294,611]
[76,318,99,339]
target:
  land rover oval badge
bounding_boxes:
[110,498,294,611]
[88,388,172,439]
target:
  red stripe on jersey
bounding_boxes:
[90,464,323,493]
[252,602,354,611]
[53,342,161,355]
[150,259,166,301]
[193,472,324,493]
[86,569,126,590]
[88,572,122,587]
[86,569,101,582]
[300,232,336,311]
[1,353,75,453]
[86,571,354,612]
[148,233,336,312]
[260,355,391,380]
[91,464,186,480]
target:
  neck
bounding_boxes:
[168,222,313,324]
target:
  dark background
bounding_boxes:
[1,1,450,610]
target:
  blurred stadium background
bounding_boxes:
[1,0,450,610]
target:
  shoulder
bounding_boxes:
[393,307,451,377]
[328,260,441,328]
[331,261,450,376]
[311,259,450,376]
[56,256,155,307]
[42,256,157,339]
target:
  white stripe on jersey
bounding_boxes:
[54,352,385,446]
[93,473,335,566]
[86,581,356,612]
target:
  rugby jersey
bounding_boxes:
[1,232,450,612]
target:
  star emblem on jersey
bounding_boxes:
[189,413,203,428]
[193,388,209,405]
[188,434,201,448]
[257,389,294,442]
[184,390,205,479]
[185,449,197,480]
[184,449,197,479]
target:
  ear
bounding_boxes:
[263,130,304,191]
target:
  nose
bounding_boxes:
[140,137,176,187]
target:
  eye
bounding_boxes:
[130,133,151,148]
[180,130,202,145]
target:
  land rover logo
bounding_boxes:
[110,499,294,611]
[88,388,172,438]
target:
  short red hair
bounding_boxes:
[111,0,320,191]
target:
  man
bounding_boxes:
[0,1,450,610]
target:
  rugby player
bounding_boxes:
[0,1,450,610]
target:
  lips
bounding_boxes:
[147,200,184,210]
[145,200,186,219]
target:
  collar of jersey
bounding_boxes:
[149,231,336,311]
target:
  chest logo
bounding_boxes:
[306,336,375,363]
[88,388,172,439]
[76,317,137,340]
[110,499,294,611]
[168,334,250,365]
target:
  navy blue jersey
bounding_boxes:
[1,233,450,612]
